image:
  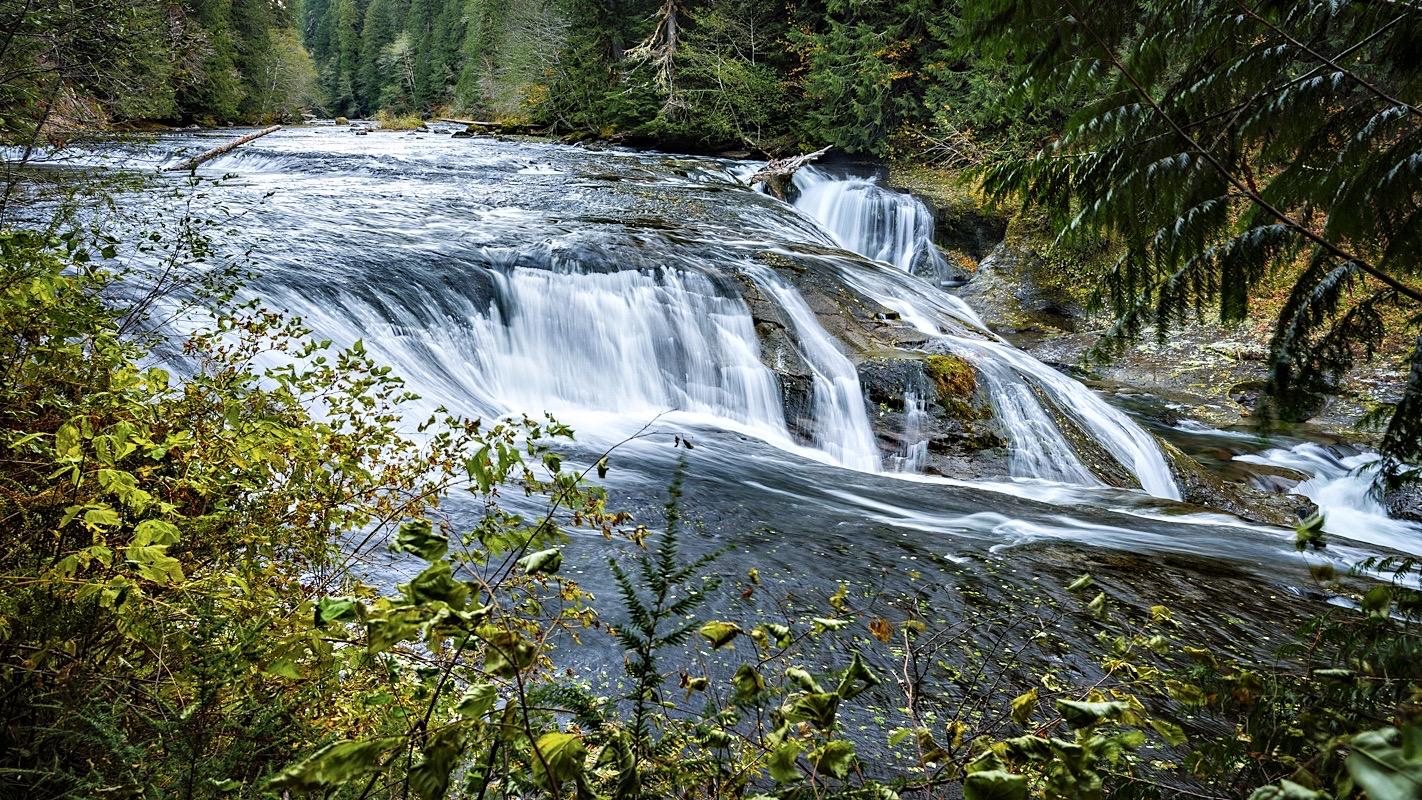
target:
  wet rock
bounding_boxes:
[1242,463,1312,495]
[958,243,1085,338]
[734,273,817,442]
[883,167,1008,261]
[857,355,1009,480]
[1384,483,1422,523]
[1163,441,1318,526]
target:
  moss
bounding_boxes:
[885,163,986,216]
[925,354,977,400]
[375,110,424,130]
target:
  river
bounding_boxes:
[18,125,1422,687]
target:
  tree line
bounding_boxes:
[0,0,315,146]
[298,0,1038,158]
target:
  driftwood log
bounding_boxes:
[749,145,832,199]
[164,125,282,172]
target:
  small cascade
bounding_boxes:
[1237,443,1422,549]
[744,265,883,472]
[949,337,1180,497]
[793,167,953,282]
[790,167,1181,499]
[889,390,930,473]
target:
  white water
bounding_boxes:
[1238,443,1422,550]
[889,390,930,473]
[26,126,1422,572]
[795,167,952,282]
[789,168,1181,499]
[744,265,882,472]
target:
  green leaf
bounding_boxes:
[769,740,802,783]
[517,548,562,575]
[809,740,855,779]
[756,622,793,647]
[963,769,1028,800]
[55,422,81,458]
[1086,591,1108,620]
[316,597,358,627]
[1347,726,1422,800]
[1055,699,1128,729]
[699,620,743,649]
[265,660,302,680]
[481,628,536,677]
[126,544,184,584]
[785,666,822,693]
[1148,717,1188,746]
[391,518,447,562]
[410,726,468,800]
[812,617,849,633]
[402,561,468,607]
[84,506,121,530]
[782,692,840,730]
[1248,780,1328,800]
[530,732,586,788]
[267,737,402,791]
[1066,573,1094,592]
[732,663,765,701]
[1010,688,1038,725]
[1295,514,1327,551]
[1362,585,1393,619]
[456,683,498,719]
[133,519,180,547]
[835,651,880,700]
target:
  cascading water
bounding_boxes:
[889,390,930,473]
[790,166,1181,499]
[742,265,882,472]
[794,167,954,284]
[1237,443,1422,550]
[272,262,791,437]
[30,125,1421,585]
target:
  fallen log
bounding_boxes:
[748,145,832,199]
[164,125,282,172]
[439,118,501,128]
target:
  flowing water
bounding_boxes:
[787,169,1181,499]
[16,127,1422,594]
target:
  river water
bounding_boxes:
[19,126,1421,618]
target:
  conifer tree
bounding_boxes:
[967,0,1422,485]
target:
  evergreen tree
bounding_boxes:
[359,0,404,113]
[967,0,1422,485]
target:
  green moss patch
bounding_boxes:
[925,354,977,400]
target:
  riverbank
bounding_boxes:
[886,163,1416,445]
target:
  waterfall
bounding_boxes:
[889,390,930,473]
[743,265,882,472]
[790,167,1181,499]
[265,261,792,444]
[1237,443,1422,549]
[794,167,952,282]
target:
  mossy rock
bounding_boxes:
[924,354,976,400]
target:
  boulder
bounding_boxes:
[1384,482,1422,523]
[858,354,1009,480]
[1162,441,1318,526]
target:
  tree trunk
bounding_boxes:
[164,126,283,172]
[749,146,832,199]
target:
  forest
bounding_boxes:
[296,0,1024,158]
[2,0,1422,799]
